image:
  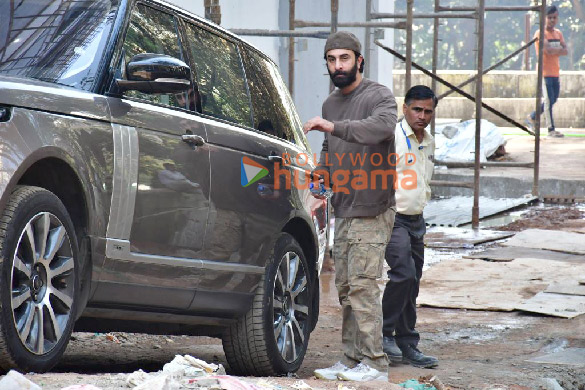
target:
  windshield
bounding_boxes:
[0,0,118,91]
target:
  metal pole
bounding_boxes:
[329,0,338,93]
[431,0,440,137]
[288,0,295,95]
[472,0,485,229]
[405,0,414,91]
[370,12,477,19]
[365,0,372,78]
[437,5,539,12]
[229,29,329,38]
[524,13,531,70]
[533,0,545,197]
[294,20,406,28]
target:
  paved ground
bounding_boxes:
[439,127,585,182]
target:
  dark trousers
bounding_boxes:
[382,213,425,349]
[530,76,560,131]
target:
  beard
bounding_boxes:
[329,61,358,88]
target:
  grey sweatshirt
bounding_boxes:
[317,78,397,218]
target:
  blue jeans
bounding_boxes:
[530,77,560,132]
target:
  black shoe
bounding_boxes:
[382,336,403,363]
[401,345,439,368]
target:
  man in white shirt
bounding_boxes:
[382,85,439,368]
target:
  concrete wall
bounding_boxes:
[394,70,585,128]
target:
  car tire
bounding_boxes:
[222,232,312,376]
[0,186,79,372]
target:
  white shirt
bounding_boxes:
[394,118,435,215]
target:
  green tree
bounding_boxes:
[393,0,585,71]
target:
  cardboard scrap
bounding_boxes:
[502,229,585,255]
[515,292,585,318]
[419,257,585,317]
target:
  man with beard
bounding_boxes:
[304,31,397,382]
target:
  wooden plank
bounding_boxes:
[515,292,585,318]
[502,229,585,255]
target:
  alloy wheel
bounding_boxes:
[10,212,75,355]
[272,250,310,363]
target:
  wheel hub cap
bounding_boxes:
[31,274,43,293]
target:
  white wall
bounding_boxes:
[169,0,281,64]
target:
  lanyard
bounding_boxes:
[400,121,423,164]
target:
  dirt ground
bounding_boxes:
[15,203,585,390]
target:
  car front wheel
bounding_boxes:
[0,186,79,372]
[222,232,313,375]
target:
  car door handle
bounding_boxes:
[182,134,205,146]
[268,152,283,163]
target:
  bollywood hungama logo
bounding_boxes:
[241,156,269,187]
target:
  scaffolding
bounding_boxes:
[226,0,548,229]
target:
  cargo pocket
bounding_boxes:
[347,217,387,279]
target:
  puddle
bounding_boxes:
[459,207,529,229]
[436,321,527,343]
[540,338,569,353]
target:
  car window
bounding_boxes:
[122,4,188,108]
[183,23,252,127]
[0,0,117,91]
[241,48,308,148]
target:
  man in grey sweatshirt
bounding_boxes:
[304,31,397,382]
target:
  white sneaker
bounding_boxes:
[337,363,387,382]
[314,361,349,380]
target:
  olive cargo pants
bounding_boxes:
[333,207,395,371]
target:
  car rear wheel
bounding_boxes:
[222,232,312,375]
[0,186,79,372]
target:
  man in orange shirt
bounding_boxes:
[526,5,568,138]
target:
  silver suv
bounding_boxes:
[0,0,327,376]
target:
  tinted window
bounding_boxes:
[0,0,117,91]
[122,4,187,107]
[184,24,251,127]
[242,48,308,147]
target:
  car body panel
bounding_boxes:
[0,0,327,337]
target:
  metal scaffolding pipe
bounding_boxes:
[288,0,295,96]
[364,0,372,78]
[431,0,440,137]
[533,0,546,197]
[370,12,476,19]
[472,0,486,229]
[430,180,474,189]
[294,20,407,29]
[230,29,329,38]
[435,161,535,168]
[437,5,540,12]
[524,13,531,70]
[405,0,413,91]
[329,0,338,93]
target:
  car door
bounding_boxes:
[179,23,296,313]
[94,3,210,310]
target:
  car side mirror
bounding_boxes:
[115,53,191,94]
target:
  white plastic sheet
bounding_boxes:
[434,119,506,163]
